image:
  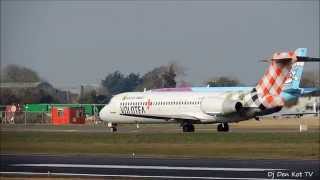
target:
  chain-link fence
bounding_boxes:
[1,111,50,125]
[0,111,101,125]
[0,104,105,126]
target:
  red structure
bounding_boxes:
[51,107,85,125]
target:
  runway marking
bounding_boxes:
[11,163,286,172]
[0,171,295,180]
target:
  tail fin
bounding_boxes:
[244,49,300,109]
[283,48,307,90]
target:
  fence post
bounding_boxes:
[24,111,27,127]
[42,112,44,124]
[3,111,6,124]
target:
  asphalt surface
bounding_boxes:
[1,154,319,179]
[1,120,319,133]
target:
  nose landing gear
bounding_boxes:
[107,122,118,132]
[217,123,229,132]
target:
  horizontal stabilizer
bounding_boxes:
[301,88,320,97]
[296,57,320,62]
[262,56,320,62]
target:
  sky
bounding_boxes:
[1,0,319,90]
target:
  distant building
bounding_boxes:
[51,106,85,125]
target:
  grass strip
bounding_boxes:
[1,131,319,159]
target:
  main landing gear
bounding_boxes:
[182,121,195,132]
[107,122,118,132]
[217,123,229,132]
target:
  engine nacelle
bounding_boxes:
[201,97,243,115]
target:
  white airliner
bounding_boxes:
[99,48,319,132]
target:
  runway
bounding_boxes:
[1,154,319,179]
[1,117,319,133]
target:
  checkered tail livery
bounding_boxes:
[244,48,305,110]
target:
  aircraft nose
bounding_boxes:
[99,105,109,121]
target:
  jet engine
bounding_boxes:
[201,97,243,115]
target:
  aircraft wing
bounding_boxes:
[261,111,318,118]
[120,113,201,122]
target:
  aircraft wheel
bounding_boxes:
[111,127,118,132]
[189,124,195,132]
[223,123,229,132]
[183,125,189,132]
[108,123,118,132]
[217,123,229,132]
[111,127,117,132]
[182,123,195,132]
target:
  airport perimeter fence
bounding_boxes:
[0,111,102,126]
[1,111,51,125]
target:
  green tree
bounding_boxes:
[101,71,143,94]
[123,73,143,92]
[101,71,125,94]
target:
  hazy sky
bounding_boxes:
[1,0,319,89]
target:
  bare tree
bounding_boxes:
[1,64,40,82]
